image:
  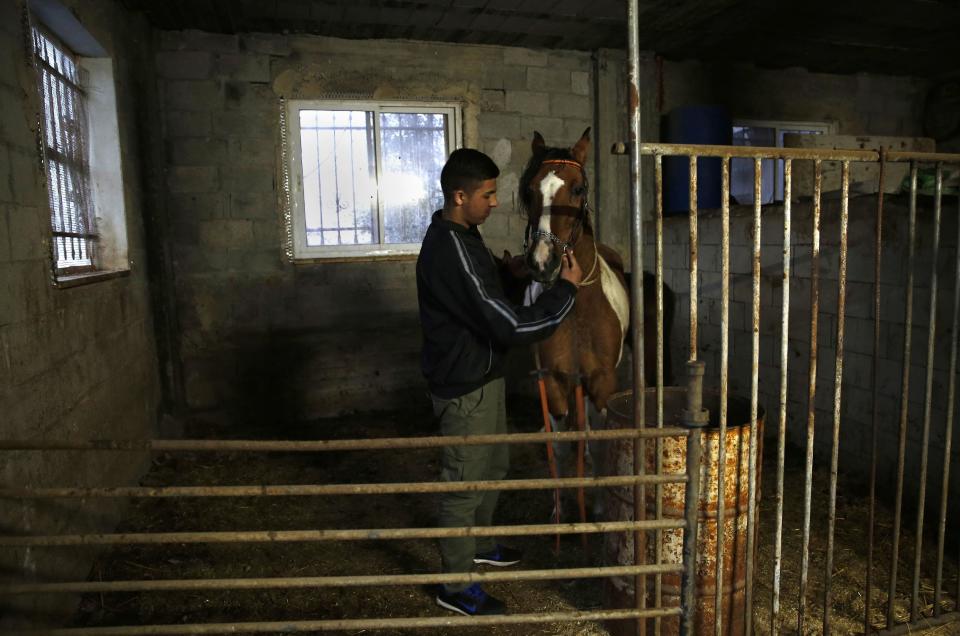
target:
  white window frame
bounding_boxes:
[732,118,836,203]
[286,99,462,260]
[30,0,129,284]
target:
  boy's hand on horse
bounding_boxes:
[559,248,583,286]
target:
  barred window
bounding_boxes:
[33,27,96,273]
[286,101,461,260]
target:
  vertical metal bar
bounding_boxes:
[911,163,943,621]
[935,181,960,619]
[771,158,792,636]
[823,160,851,636]
[626,3,647,634]
[866,149,887,633]
[680,362,708,636]
[888,161,918,629]
[655,153,665,636]
[689,155,699,361]
[715,156,730,636]
[745,156,762,636]
[799,159,823,634]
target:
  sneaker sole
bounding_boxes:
[472,557,520,566]
[436,596,472,616]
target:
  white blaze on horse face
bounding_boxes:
[533,171,565,270]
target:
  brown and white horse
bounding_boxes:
[520,128,674,518]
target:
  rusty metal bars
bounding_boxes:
[655,151,666,636]
[911,164,943,621]
[799,159,822,633]
[823,161,851,635]
[771,158,792,634]
[715,153,731,636]
[888,162,918,629]
[744,155,763,636]
[20,608,683,636]
[689,155,699,360]
[625,2,647,634]
[866,150,886,634]
[935,190,960,617]
[0,473,684,499]
[1,519,686,548]
[0,427,690,453]
[3,563,685,596]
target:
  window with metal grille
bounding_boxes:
[32,27,96,273]
[731,120,833,205]
[286,101,462,259]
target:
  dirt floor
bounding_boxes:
[70,398,960,635]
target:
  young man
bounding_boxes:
[416,148,583,616]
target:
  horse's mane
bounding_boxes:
[518,146,592,234]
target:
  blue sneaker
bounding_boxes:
[436,583,506,616]
[473,544,522,567]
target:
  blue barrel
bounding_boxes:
[662,106,732,215]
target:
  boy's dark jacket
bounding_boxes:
[417,210,576,399]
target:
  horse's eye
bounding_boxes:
[572,185,586,196]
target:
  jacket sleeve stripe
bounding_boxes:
[450,232,574,333]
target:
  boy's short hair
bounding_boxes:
[440,148,500,200]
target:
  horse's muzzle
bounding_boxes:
[525,242,561,284]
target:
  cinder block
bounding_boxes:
[504,47,547,67]
[222,166,275,194]
[214,53,271,83]
[0,208,9,262]
[0,86,33,149]
[165,110,212,138]
[199,219,255,249]
[571,71,590,96]
[241,34,292,57]
[230,193,276,221]
[484,66,526,91]
[212,110,275,138]
[519,116,563,142]
[505,90,550,116]
[164,80,223,111]
[0,147,13,203]
[228,139,276,166]
[165,30,239,54]
[224,82,275,113]
[166,138,227,166]
[7,205,44,261]
[8,147,40,204]
[550,93,590,120]
[480,89,505,112]
[167,193,227,220]
[527,67,571,92]
[156,51,212,80]
[166,166,220,193]
[479,112,521,140]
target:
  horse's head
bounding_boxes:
[519,128,592,284]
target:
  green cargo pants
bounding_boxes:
[432,377,508,593]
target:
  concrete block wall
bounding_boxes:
[155,32,593,421]
[656,192,960,523]
[0,0,162,628]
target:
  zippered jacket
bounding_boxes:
[417,210,577,399]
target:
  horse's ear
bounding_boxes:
[571,127,591,164]
[532,131,546,155]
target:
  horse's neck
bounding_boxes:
[573,232,600,288]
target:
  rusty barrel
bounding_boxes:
[601,387,764,636]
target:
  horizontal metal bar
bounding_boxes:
[886,150,960,164]
[51,231,98,240]
[0,473,687,499]
[876,611,960,635]
[638,142,878,162]
[2,563,686,595]
[23,608,682,635]
[0,427,690,452]
[0,518,686,547]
